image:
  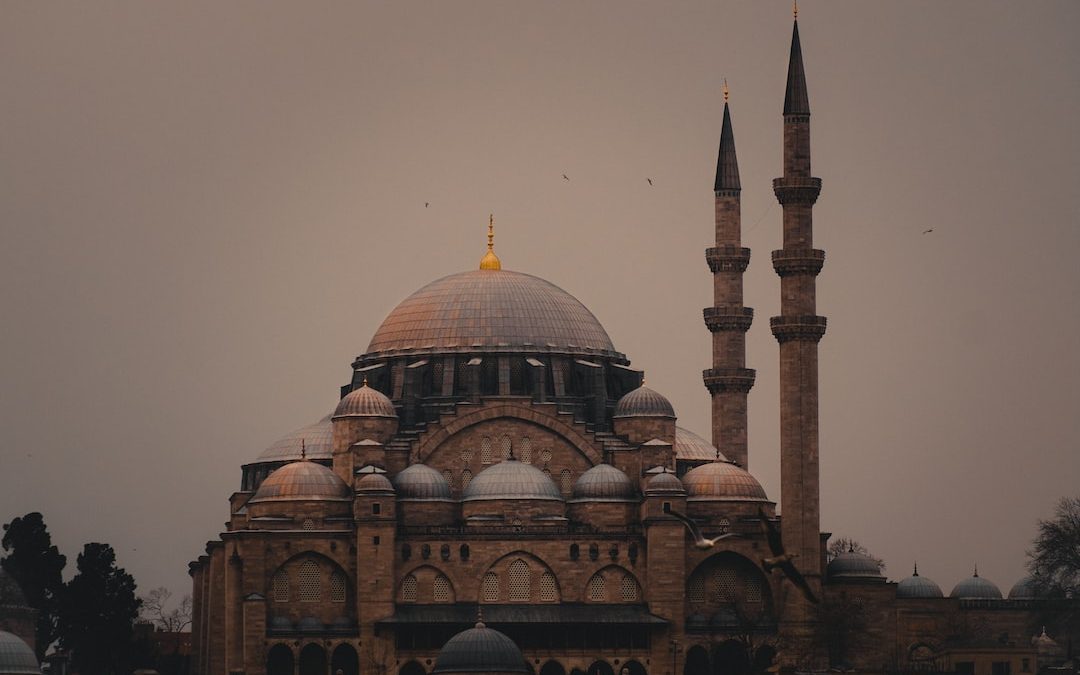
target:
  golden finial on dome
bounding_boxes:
[479,213,502,270]
[723,79,729,103]
[793,0,798,19]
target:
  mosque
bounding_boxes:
[187,14,1069,675]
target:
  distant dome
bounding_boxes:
[463,460,562,502]
[675,426,725,462]
[364,269,621,360]
[256,415,333,462]
[356,473,395,494]
[950,572,1002,599]
[432,621,528,674]
[392,464,452,501]
[896,567,944,599]
[1032,627,1064,659]
[571,464,636,502]
[682,461,768,502]
[644,471,686,496]
[0,630,39,675]
[614,385,675,418]
[827,550,884,581]
[333,383,397,419]
[1008,575,1038,599]
[250,461,351,503]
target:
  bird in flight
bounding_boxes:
[757,507,819,604]
[562,174,570,182]
[425,202,430,208]
[664,503,738,549]
[922,228,934,234]
[647,178,653,186]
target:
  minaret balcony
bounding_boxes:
[706,246,751,273]
[702,367,756,394]
[703,306,754,333]
[771,248,825,277]
[772,177,821,205]
[769,315,827,343]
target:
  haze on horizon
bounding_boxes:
[1,1,1078,600]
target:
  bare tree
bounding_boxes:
[140,586,192,633]
[826,537,884,571]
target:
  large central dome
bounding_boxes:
[364,269,621,359]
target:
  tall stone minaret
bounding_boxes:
[703,83,755,470]
[771,14,825,589]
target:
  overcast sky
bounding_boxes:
[2,1,1078,601]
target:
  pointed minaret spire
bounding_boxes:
[783,17,811,116]
[714,81,741,193]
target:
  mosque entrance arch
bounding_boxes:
[267,644,294,675]
[331,644,359,675]
[541,661,567,675]
[588,661,615,675]
[300,643,328,675]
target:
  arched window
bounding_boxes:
[500,435,513,459]
[688,575,705,604]
[482,572,499,602]
[481,437,493,464]
[620,574,640,601]
[560,469,573,494]
[298,561,321,602]
[272,569,289,602]
[744,574,763,603]
[433,574,451,602]
[443,469,453,486]
[461,447,474,463]
[461,468,473,489]
[714,567,737,602]
[330,571,346,603]
[301,518,315,530]
[540,572,558,601]
[401,574,417,602]
[587,573,606,601]
[540,449,553,464]
[519,437,532,463]
[508,559,531,601]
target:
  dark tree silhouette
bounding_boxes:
[1027,496,1080,650]
[826,537,884,571]
[1,512,67,659]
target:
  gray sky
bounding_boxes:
[2,1,1078,600]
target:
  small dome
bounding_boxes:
[357,473,395,494]
[250,461,351,503]
[0,630,39,675]
[950,571,1002,599]
[675,426,726,462]
[614,385,675,418]
[571,464,636,502]
[682,461,768,502]
[1032,627,1063,658]
[896,567,944,599]
[1008,575,1038,599]
[432,621,528,674]
[463,460,562,502]
[393,464,452,501]
[257,416,333,462]
[333,382,397,419]
[827,550,884,581]
[644,471,686,496]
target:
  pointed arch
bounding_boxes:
[508,558,532,601]
[480,551,560,603]
[401,574,418,602]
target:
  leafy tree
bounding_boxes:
[1,512,67,659]
[826,537,884,571]
[60,543,143,675]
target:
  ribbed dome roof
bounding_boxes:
[675,426,726,462]
[256,416,333,462]
[364,270,620,360]
[333,383,396,419]
[571,464,636,502]
[644,471,686,496]
[356,473,395,493]
[463,460,563,502]
[250,461,351,503]
[1008,575,1038,599]
[896,567,944,599]
[950,572,1002,599]
[614,385,675,418]
[432,621,528,674]
[0,630,40,675]
[392,464,452,501]
[682,461,768,502]
[827,551,884,581]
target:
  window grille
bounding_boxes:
[301,519,315,530]
[330,572,346,603]
[620,574,640,602]
[461,469,473,489]
[519,437,532,463]
[482,573,499,602]
[540,572,558,601]
[508,559,531,601]
[443,469,454,486]
[401,574,417,602]
[432,361,444,389]
[481,437,493,464]
[298,561,321,602]
[560,469,573,494]
[714,568,737,602]
[718,517,731,534]
[689,575,705,604]
[587,573,606,601]
[744,575,763,603]
[500,435,512,459]
[272,569,289,602]
[540,449,553,464]
[433,574,451,602]
[460,447,474,463]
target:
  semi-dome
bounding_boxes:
[463,459,563,502]
[250,460,351,503]
[896,566,944,599]
[645,471,686,496]
[392,464,453,501]
[675,426,726,462]
[950,571,1002,599]
[827,550,884,581]
[0,630,40,675]
[256,415,333,462]
[614,385,675,418]
[333,382,396,419]
[356,473,395,494]
[432,621,528,674]
[683,461,768,501]
[571,464,637,502]
[364,269,621,360]
[1008,575,1038,599]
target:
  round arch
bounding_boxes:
[400,661,427,675]
[267,644,293,675]
[686,551,773,622]
[331,643,359,675]
[267,550,352,598]
[540,661,566,675]
[711,640,749,675]
[588,662,615,675]
[299,643,327,675]
[684,646,710,675]
[621,660,647,675]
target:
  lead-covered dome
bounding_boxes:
[896,567,944,599]
[827,550,884,581]
[256,415,334,462]
[0,630,40,675]
[432,621,528,674]
[614,385,675,418]
[364,270,621,360]
[571,464,636,502]
[393,464,453,501]
[683,461,768,502]
[675,427,725,461]
[463,459,563,502]
[333,382,396,418]
[1008,575,1038,599]
[950,571,1002,599]
[250,461,351,503]
[645,471,686,496]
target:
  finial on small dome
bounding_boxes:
[362,376,369,387]
[793,0,798,19]
[476,606,485,629]
[301,439,307,460]
[723,78,729,103]
[974,563,979,577]
[913,562,919,576]
[479,214,502,270]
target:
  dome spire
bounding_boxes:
[479,214,502,270]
